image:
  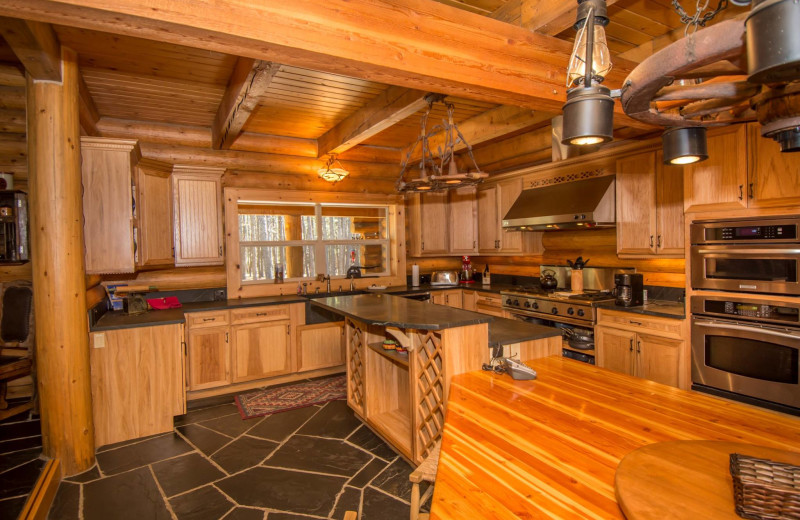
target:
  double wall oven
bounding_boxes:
[690,216,800,413]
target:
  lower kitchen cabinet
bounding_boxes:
[89,323,185,448]
[432,289,462,308]
[187,325,230,391]
[595,308,687,388]
[473,292,504,317]
[297,321,345,372]
[231,319,292,383]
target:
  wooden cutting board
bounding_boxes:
[615,440,800,520]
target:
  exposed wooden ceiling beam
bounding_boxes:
[403,105,553,163]
[0,0,641,122]
[212,58,281,150]
[318,85,428,158]
[78,71,99,135]
[0,17,61,81]
[493,0,623,36]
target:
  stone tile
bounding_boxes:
[246,406,319,442]
[265,435,372,477]
[152,452,226,497]
[346,426,398,461]
[83,466,171,520]
[96,433,193,475]
[0,496,27,520]
[0,435,42,453]
[216,466,345,516]
[265,513,318,520]
[222,507,265,520]
[0,447,40,474]
[199,413,263,438]
[330,485,362,520]
[296,400,362,439]
[0,458,45,499]
[64,464,101,483]
[174,403,239,427]
[0,418,40,440]
[48,481,80,520]
[348,458,388,489]
[96,432,170,453]
[211,436,278,474]
[169,485,233,520]
[361,486,409,520]
[371,458,417,501]
[177,423,232,457]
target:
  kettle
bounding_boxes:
[540,269,558,292]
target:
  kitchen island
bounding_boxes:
[430,356,800,519]
[311,294,561,464]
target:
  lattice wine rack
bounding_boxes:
[346,318,365,417]
[413,330,445,463]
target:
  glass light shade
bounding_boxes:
[662,127,709,165]
[317,166,349,183]
[566,21,612,87]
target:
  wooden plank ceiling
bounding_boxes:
[0,0,751,185]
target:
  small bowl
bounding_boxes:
[382,340,397,350]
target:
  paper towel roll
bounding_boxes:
[412,264,420,287]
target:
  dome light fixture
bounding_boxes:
[561,0,615,147]
[317,154,349,184]
[662,127,709,165]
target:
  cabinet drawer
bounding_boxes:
[231,305,290,325]
[186,310,230,329]
[475,294,503,316]
[596,308,684,339]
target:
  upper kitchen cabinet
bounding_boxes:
[407,191,448,256]
[478,178,541,255]
[135,158,174,267]
[616,150,684,257]
[172,166,225,266]
[81,137,141,274]
[683,125,748,213]
[746,123,800,208]
[448,187,478,255]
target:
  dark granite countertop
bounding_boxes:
[368,283,519,296]
[487,317,561,347]
[311,294,492,330]
[598,300,686,319]
[90,295,307,332]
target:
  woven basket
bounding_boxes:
[730,453,800,520]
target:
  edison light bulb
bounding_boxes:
[566,10,612,88]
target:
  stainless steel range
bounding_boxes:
[501,265,632,364]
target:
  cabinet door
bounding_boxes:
[448,187,478,254]
[231,320,292,383]
[636,333,683,388]
[187,326,230,391]
[443,290,462,308]
[497,178,523,252]
[136,159,174,266]
[419,191,449,255]
[616,151,657,255]
[297,322,345,372]
[747,123,800,209]
[595,326,636,376]
[172,168,225,266]
[683,125,747,212]
[462,290,477,311]
[81,137,138,274]
[89,324,184,447]
[655,152,685,256]
[477,185,499,253]
[431,292,446,305]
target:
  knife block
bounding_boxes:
[571,270,584,293]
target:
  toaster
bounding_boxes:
[430,271,459,286]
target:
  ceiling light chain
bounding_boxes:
[672,0,730,35]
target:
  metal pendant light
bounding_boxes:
[562,0,615,146]
[662,127,709,165]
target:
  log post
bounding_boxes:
[27,46,95,476]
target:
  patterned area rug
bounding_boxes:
[235,375,347,419]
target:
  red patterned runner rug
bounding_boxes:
[235,375,346,419]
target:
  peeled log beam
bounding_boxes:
[0,63,25,87]
[0,86,26,109]
[139,142,399,177]
[0,109,26,133]
[223,170,398,194]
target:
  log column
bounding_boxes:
[27,46,95,476]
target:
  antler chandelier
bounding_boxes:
[396,94,488,193]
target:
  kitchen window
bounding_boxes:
[238,202,390,283]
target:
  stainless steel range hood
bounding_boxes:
[502,175,616,231]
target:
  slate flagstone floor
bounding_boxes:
[40,389,429,520]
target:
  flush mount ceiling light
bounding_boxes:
[662,126,709,164]
[561,0,615,147]
[396,94,488,193]
[317,154,349,184]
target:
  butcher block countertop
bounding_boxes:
[430,356,800,520]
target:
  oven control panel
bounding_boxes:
[691,217,800,244]
[691,296,800,325]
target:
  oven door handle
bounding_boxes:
[696,248,800,255]
[695,320,800,341]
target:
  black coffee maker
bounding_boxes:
[614,273,644,307]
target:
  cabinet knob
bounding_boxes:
[749,183,754,199]
[637,341,641,354]
[225,332,229,343]
[650,235,654,248]
[219,246,223,256]
[739,184,744,200]
[629,339,634,352]
[657,235,662,248]
[421,241,425,251]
